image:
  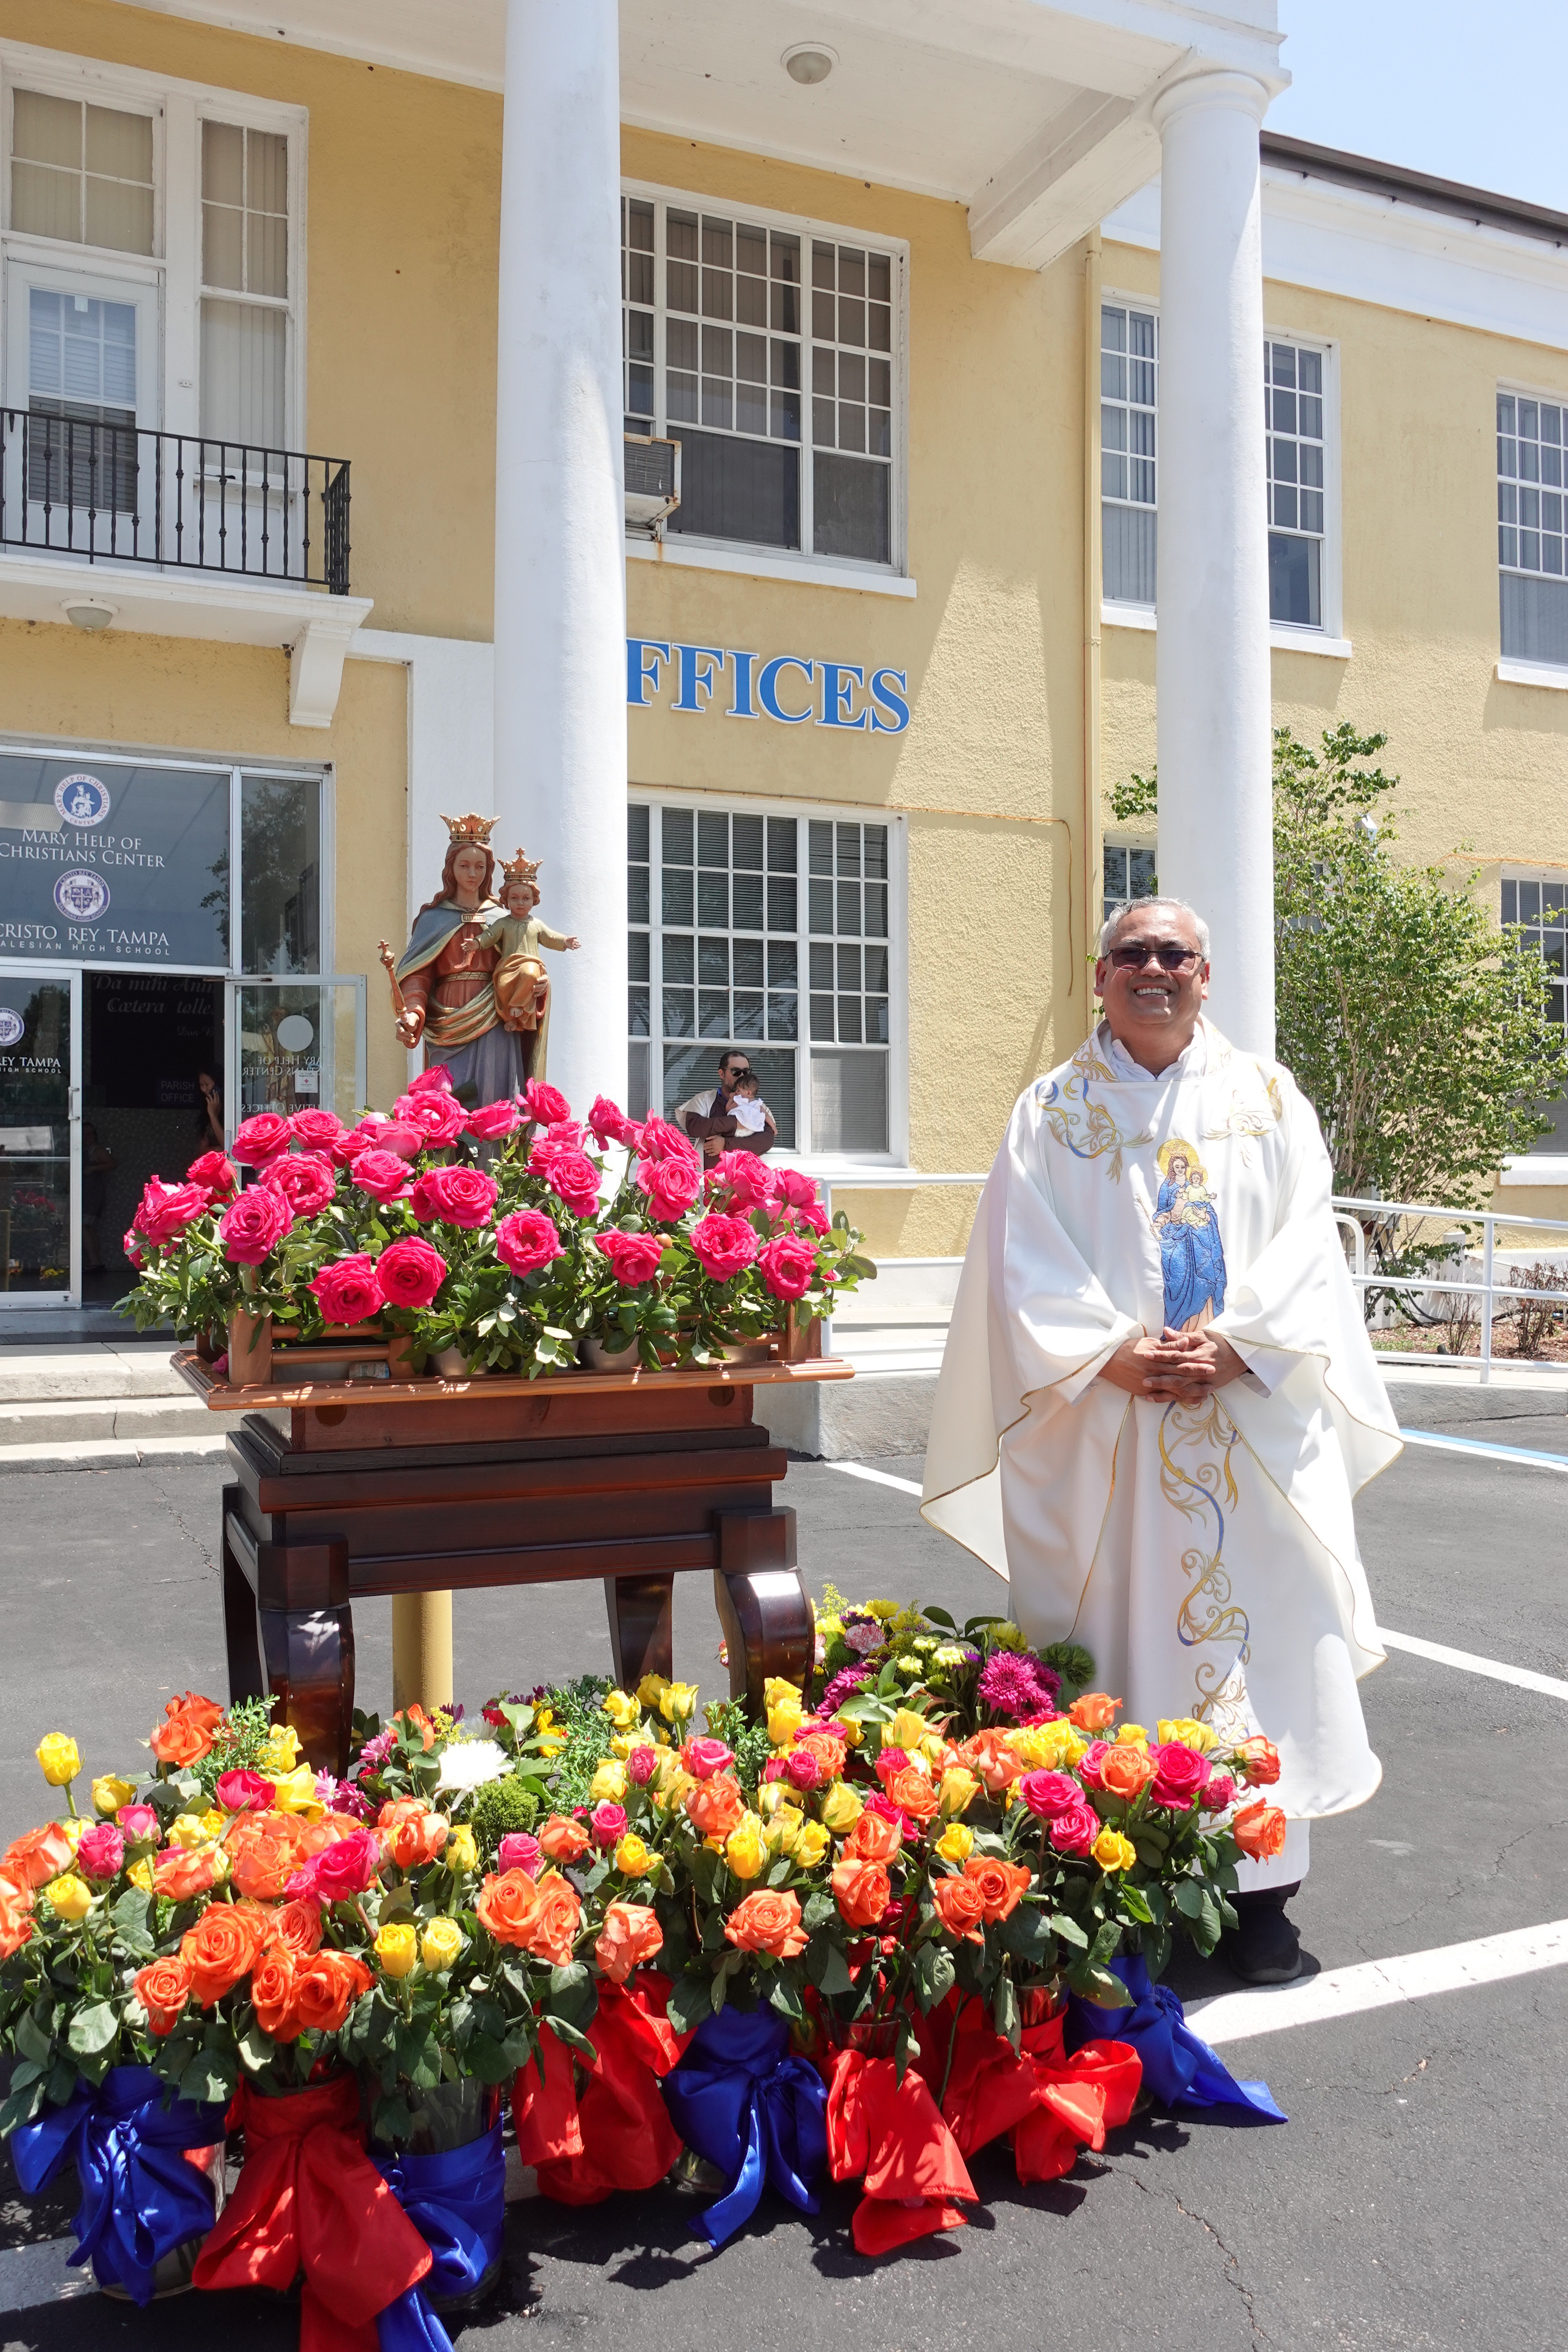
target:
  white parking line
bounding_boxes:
[1188,1916,1568,2046]
[1378,1629,1568,1701]
[1400,1428,1568,1474]
[827,1460,922,1497]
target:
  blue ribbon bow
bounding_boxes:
[9,2064,227,2304]
[374,2121,506,2352]
[1065,1954,1286,2121]
[662,2006,829,2248]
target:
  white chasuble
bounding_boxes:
[922,1021,1400,1823]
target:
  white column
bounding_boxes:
[1151,73,1273,1057]
[494,0,627,1115]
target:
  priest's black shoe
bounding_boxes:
[1222,1885,1302,1985]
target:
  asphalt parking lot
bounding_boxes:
[0,1407,1564,2351]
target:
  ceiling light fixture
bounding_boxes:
[783,43,836,85]
[61,598,116,632]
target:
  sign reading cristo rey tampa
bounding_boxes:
[628,638,910,732]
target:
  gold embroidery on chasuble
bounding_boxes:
[1035,1044,1152,1183]
[1157,1396,1252,1730]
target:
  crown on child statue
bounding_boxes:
[502,847,542,885]
[440,812,498,848]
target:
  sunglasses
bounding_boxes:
[1107,942,1203,973]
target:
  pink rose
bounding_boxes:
[118,1805,159,1845]
[376,1237,447,1309]
[784,1748,820,1791]
[122,1227,144,1265]
[464,1097,521,1141]
[306,1827,383,1901]
[1020,1770,1082,1821]
[637,1156,702,1222]
[790,1202,830,1238]
[395,1089,468,1148]
[309,1255,384,1325]
[1047,1800,1101,1857]
[758,1232,818,1302]
[1149,1743,1210,1811]
[375,1121,426,1159]
[497,1831,542,1876]
[774,1168,820,1211]
[544,1152,601,1219]
[1199,1773,1236,1813]
[133,1177,210,1244]
[689,1212,759,1283]
[706,1152,775,1211]
[186,1151,239,1204]
[635,1117,697,1168]
[524,1079,572,1126]
[588,1095,637,1148]
[353,1149,415,1205]
[680,1737,735,1781]
[215,1769,276,1814]
[76,1823,124,1880]
[231,1112,292,1167]
[219,1185,292,1265]
[408,1164,499,1228]
[596,1229,665,1286]
[590,1801,627,1849]
[407,1066,455,1096]
[627,1746,659,1786]
[495,1209,564,1277]
[289,1109,346,1152]
[528,1123,587,1173]
[1075,1740,1111,1791]
[261,1152,338,1217]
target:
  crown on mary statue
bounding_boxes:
[440,812,498,847]
[501,848,542,885]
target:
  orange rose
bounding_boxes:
[2,1824,75,1891]
[930,1873,988,1945]
[226,1810,311,1902]
[1231,1801,1287,1862]
[134,1955,194,2037]
[962,1855,1032,1923]
[957,1730,1025,1796]
[263,1899,324,1960]
[594,1901,664,1985]
[843,1810,902,1865]
[0,1876,33,1963]
[377,1798,450,1871]
[685,1773,747,1841]
[724,1889,809,1959]
[886,1767,939,1824]
[164,1692,225,1735]
[149,1694,224,1767]
[153,1844,220,1902]
[1234,1736,1282,1788]
[1100,1746,1158,1799]
[394,1704,438,1752]
[179,1904,266,2005]
[475,1868,542,1947]
[1069,1692,1122,1733]
[292,1949,374,2034]
[250,1946,300,2042]
[524,1874,583,1966]
[831,1856,891,1929]
[538,1815,591,1863]
[795,1732,847,1781]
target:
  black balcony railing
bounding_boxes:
[0,408,352,594]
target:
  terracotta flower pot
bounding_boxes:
[227,1305,273,1387]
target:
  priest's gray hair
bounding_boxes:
[1097,897,1211,960]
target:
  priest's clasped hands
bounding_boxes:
[1097,1326,1248,1405]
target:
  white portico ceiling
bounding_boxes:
[120,0,1286,269]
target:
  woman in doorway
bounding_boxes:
[193,1070,224,1155]
[80,1122,116,1273]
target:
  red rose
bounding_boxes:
[524,1079,572,1125]
[186,1151,239,1203]
[134,1177,210,1244]
[219,1185,292,1266]
[496,1209,564,1276]
[596,1228,665,1286]
[637,1156,701,1221]
[544,1152,602,1218]
[376,1237,447,1309]
[774,1168,820,1210]
[790,1201,830,1237]
[353,1149,415,1204]
[262,1152,338,1217]
[1019,1770,1082,1820]
[689,1212,758,1283]
[303,1827,383,1902]
[758,1232,818,1301]
[529,1121,586,1167]
[289,1109,346,1151]
[465,1097,521,1141]
[1149,1743,1210,1811]
[1200,1773,1236,1812]
[215,1769,275,1813]
[588,1095,637,1148]
[231,1112,292,1167]
[395,1089,468,1147]
[408,1066,455,1095]
[706,1152,775,1210]
[408,1164,499,1228]
[634,1117,698,1168]
[309,1255,384,1323]
[1047,1800,1101,1856]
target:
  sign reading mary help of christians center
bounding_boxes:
[0,755,230,967]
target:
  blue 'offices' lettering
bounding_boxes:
[628,640,909,734]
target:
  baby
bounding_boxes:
[729,1069,767,1134]
[480,862,578,1032]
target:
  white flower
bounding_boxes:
[435,1738,511,1796]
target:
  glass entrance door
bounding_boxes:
[230,977,366,1129]
[0,968,79,1303]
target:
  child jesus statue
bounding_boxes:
[477,850,579,1075]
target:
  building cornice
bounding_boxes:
[1260,134,1568,254]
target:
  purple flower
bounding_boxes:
[976,1650,1063,1724]
[819,1665,871,1715]
[353,1726,397,1776]
[314,1772,373,1821]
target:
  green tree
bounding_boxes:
[1106,723,1568,1206]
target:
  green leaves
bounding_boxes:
[66,2003,120,2059]
[110,1888,156,1960]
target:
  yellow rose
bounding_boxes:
[836,1715,864,1749]
[58,1817,85,1852]
[43,1874,92,1922]
[1113,1724,1150,1749]
[1092,1828,1137,1874]
[653,1768,695,1814]
[261,1725,301,1772]
[934,1823,974,1865]
[887,1710,930,1754]
[819,1782,863,1833]
[200,1810,226,1841]
[659,1682,699,1725]
[446,1826,478,1874]
[36,1735,80,1789]
[609,1733,639,1760]
[420,1917,464,1972]
[763,1676,803,1714]
[765,1809,801,1857]
[635,1672,671,1709]
[168,1813,214,1849]
[1005,1724,1057,1770]
[766,1705,803,1749]
[590,1760,628,1804]
[376,1921,420,1978]
[533,1706,566,1757]
[271,1766,325,1820]
[128,1859,153,1894]
[614,1834,651,1878]
[864,1600,899,1622]
[1157,1717,1218,1755]
[92,1775,136,1817]
[938,1768,980,1819]
[792,1819,831,1869]
[725,1815,766,1881]
[602,1688,640,1730]
[756,1781,801,1819]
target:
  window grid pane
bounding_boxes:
[12,91,154,255]
[1101,302,1157,604]
[1503,870,1568,1149]
[1499,391,1565,581]
[1266,338,1325,628]
[202,122,289,300]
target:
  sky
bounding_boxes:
[1267,0,1568,214]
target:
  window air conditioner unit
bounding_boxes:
[624,433,680,533]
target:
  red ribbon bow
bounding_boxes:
[191,2075,431,2352]
[818,2044,977,2257]
[916,1994,1142,2184]
[512,1971,691,2205]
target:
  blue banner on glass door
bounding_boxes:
[0,754,230,968]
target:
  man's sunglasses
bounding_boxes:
[1106,942,1203,973]
[726,1066,754,1078]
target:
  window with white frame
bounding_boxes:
[1101,301,1157,606]
[200,120,289,446]
[1498,391,1568,668]
[1502,871,1568,1148]
[1266,339,1326,629]
[621,190,901,569]
[11,89,153,252]
[627,799,895,1155]
[1102,842,1156,927]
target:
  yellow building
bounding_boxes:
[0,0,1563,1312]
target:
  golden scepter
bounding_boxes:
[378,940,419,1043]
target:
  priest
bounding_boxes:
[922,897,1399,1983]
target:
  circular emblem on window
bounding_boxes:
[54,870,110,922]
[53,773,111,827]
[0,1007,24,1049]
